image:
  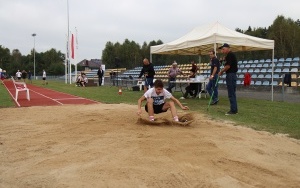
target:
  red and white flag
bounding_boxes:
[71,33,75,59]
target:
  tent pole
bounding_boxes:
[271,49,275,101]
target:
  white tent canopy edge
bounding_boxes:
[150,22,275,101]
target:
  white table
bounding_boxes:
[170,79,209,98]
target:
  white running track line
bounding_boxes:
[30,89,64,105]
[30,86,99,103]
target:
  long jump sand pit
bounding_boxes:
[0,104,300,187]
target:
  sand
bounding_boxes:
[0,104,300,188]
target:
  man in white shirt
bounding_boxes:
[42,70,47,85]
[137,79,189,122]
[16,70,22,80]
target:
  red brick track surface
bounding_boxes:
[2,80,99,107]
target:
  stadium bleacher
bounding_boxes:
[116,57,299,89]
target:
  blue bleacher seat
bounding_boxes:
[282,68,289,73]
[251,81,254,85]
[265,74,272,79]
[285,57,292,62]
[271,81,278,86]
[255,81,262,85]
[251,74,257,78]
[256,64,263,68]
[251,64,256,68]
[245,64,250,68]
[293,57,299,62]
[243,60,248,64]
[237,69,242,73]
[265,59,271,63]
[254,60,259,63]
[242,69,247,73]
[267,68,272,73]
[291,62,299,67]
[260,68,267,73]
[263,63,269,68]
[259,59,265,63]
[262,81,270,86]
[238,60,243,64]
[273,59,278,63]
[274,68,281,73]
[237,80,242,85]
[278,58,285,63]
[283,62,290,67]
[273,74,280,79]
[238,74,244,78]
[248,69,254,73]
[239,64,245,68]
[276,63,283,67]
[254,69,260,73]
[290,68,298,73]
[258,74,264,78]
[248,60,253,64]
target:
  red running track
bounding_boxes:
[2,80,99,107]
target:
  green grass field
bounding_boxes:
[1,80,300,139]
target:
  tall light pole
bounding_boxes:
[32,33,37,79]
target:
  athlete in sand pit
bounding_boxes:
[137,79,189,122]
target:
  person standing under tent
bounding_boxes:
[167,61,184,93]
[138,58,155,93]
[218,43,238,115]
[137,79,189,122]
[97,66,105,86]
[206,50,220,105]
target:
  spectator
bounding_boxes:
[167,61,184,93]
[182,69,199,99]
[206,50,220,105]
[97,66,105,86]
[110,70,116,86]
[16,70,22,80]
[218,43,238,115]
[21,70,27,82]
[28,70,32,83]
[138,58,155,92]
[191,60,200,73]
[42,69,48,85]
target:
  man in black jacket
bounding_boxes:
[138,58,155,92]
[97,66,104,86]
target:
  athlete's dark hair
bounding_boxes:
[154,79,164,88]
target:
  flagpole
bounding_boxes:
[65,35,68,84]
[75,27,78,78]
[69,31,72,84]
[65,0,70,84]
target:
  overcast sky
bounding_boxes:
[0,0,299,62]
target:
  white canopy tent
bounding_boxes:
[150,22,275,101]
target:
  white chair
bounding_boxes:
[137,80,144,91]
[11,77,30,101]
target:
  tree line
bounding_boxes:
[1,15,299,76]
[0,47,66,76]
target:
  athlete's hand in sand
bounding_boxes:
[137,109,142,116]
[181,106,189,110]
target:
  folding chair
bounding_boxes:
[11,77,30,101]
